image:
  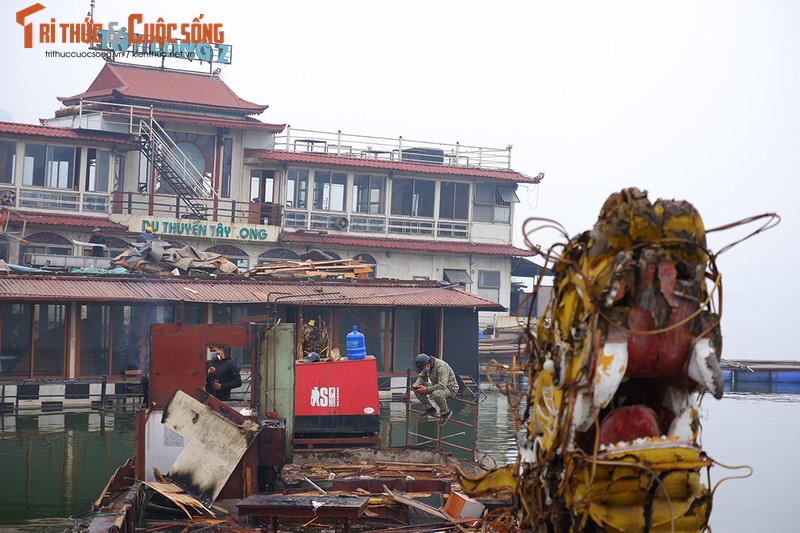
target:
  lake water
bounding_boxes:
[1,382,799,531]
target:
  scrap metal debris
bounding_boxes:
[465,188,778,532]
[160,390,261,508]
[111,240,239,274]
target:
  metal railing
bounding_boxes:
[404,370,480,459]
[276,127,513,171]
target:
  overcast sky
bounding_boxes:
[2,1,797,359]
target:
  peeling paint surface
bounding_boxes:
[161,390,260,507]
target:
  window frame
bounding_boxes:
[352,173,386,214]
[391,177,436,218]
[312,170,348,212]
[477,269,502,303]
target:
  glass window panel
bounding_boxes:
[391,177,412,215]
[475,183,494,204]
[80,304,111,376]
[221,138,233,198]
[439,181,455,219]
[85,149,110,192]
[23,143,46,186]
[353,174,385,214]
[0,140,15,184]
[286,168,308,209]
[33,304,65,377]
[183,304,206,325]
[312,171,346,211]
[473,204,493,222]
[0,303,32,378]
[414,179,435,217]
[337,308,386,372]
[453,183,469,220]
[46,145,75,189]
[393,308,419,374]
[494,205,511,224]
[112,306,142,376]
[479,270,501,288]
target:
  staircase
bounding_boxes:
[457,374,484,402]
[135,119,214,219]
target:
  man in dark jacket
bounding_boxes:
[88,228,106,258]
[206,346,241,401]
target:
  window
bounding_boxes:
[79,304,172,377]
[23,143,77,189]
[205,244,249,269]
[312,170,347,211]
[443,268,473,285]
[439,181,469,220]
[353,253,377,278]
[478,270,501,303]
[85,148,110,192]
[352,174,385,214]
[0,140,16,184]
[393,308,420,374]
[286,168,308,209]
[473,184,518,224]
[258,248,301,264]
[81,236,129,258]
[19,232,72,262]
[0,303,66,379]
[221,138,233,198]
[337,308,387,372]
[391,177,435,217]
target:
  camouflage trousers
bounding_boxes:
[414,388,455,414]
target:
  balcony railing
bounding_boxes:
[110,192,282,226]
[275,127,513,171]
[284,208,471,240]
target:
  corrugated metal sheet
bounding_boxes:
[281,231,535,257]
[249,150,539,184]
[0,275,505,310]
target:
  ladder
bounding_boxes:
[134,119,215,219]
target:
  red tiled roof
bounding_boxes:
[247,150,540,184]
[0,121,136,148]
[0,276,505,310]
[280,231,535,257]
[8,210,126,230]
[59,63,267,115]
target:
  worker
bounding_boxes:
[138,226,156,239]
[88,228,106,257]
[205,346,242,401]
[412,353,458,425]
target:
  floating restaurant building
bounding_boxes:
[0,61,542,401]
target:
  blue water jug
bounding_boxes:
[346,325,366,360]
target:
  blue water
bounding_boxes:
[1,384,798,530]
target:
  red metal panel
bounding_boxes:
[148,323,249,408]
[294,357,379,417]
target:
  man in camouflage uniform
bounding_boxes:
[413,353,458,425]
